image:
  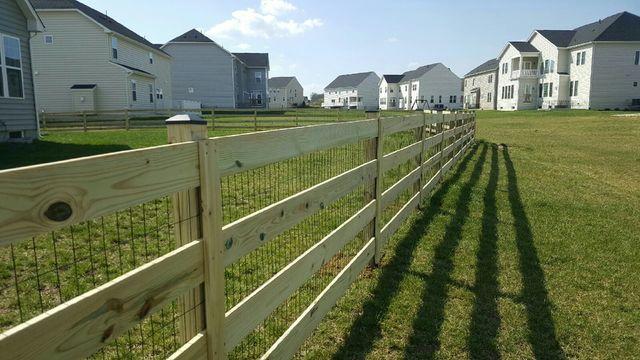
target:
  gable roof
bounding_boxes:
[168,29,214,43]
[535,11,640,47]
[382,74,404,84]
[32,0,169,56]
[509,41,539,53]
[399,63,439,82]
[465,58,499,77]
[233,53,269,68]
[269,76,295,88]
[325,72,376,90]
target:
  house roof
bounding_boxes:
[269,76,295,88]
[465,58,499,77]
[168,29,214,43]
[536,12,640,47]
[325,72,376,90]
[233,53,270,68]
[382,75,404,84]
[32,0,169,56]
[400,63,439,82]
[110,62,155,77]
[16,0,45,31]
[509,41,540,53]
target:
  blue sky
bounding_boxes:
[82,0,639,95]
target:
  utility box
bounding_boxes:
[70,84,97,112]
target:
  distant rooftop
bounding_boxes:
[269,77,295,88]
[465,59,499,77]
[325,72,376,90]
[233,53,270,68]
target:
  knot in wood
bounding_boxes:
[44,201,73,222]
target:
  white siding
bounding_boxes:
[463,70,498,110]
[589,42,640,109]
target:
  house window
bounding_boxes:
[188,87,194,93]
[255,72,262,84]
[569,81,573,96]
[576,53,580,65]
[1,35,24,98]
[44,35,53,45]
[472,78,475,86]
[502,63,508,74]
[438,95,442,103]
[635,51,639,65]
[412,84,417,91]
[573,81,579,96]
[390,88,394,93]
[543,83,549,97]
[634,82,638,87]
[149,84,153,103]
[430,95,434,103]
[581,51,586,65]
[111,37,118,59]
[149,52,154,64]
[549,82,553,97]
[487,92,492,102]
[131,80,137,101]
[488,74,493,83]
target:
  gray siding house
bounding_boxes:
[0,0,44,142]
[162,30,270,109]
[463,59,499,110]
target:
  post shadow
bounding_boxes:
[403,144,488,359]
[468,143,501,360]
[503,146,565,360]
[331,143,482,360]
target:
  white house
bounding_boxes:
[268,76,304,109]
[463,59,499,110]
[380,63,463,111]
[497,11,640,111]
[323,72,380,110]
[30,0,173,113]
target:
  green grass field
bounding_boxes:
[1,110,638,359]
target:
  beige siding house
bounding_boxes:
[496,11,640,111]
[268,76,303,109]
[31,0,172,113]
[463,59,498,110]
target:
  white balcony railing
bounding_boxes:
[510,69,539,80]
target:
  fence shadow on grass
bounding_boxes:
[0,141,131,170]
[331,142,483,360]
[402,144,488,359]
[502,146,566,360]
[468,143,501,359]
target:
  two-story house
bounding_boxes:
[0,0,44,142]
[31,0,172,113]
[381,63,462,111]
[463,59,498,110]
[268,76,303,109]
[323,72,380,110]
[233,53,269,108]
[378,75,402,110]
[497,11,640,111]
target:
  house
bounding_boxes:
[380,63,463,111]
[30,0,173,113]
[268,76,303,109]
[378,75,403,110]
[0,0,44,142]
[323,71,380,110]
[233,52,270,108]
[463,59,498,110]
[496,11,640,111]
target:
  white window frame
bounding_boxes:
[44,35,54,45]
[131,80,137,102]
[148,84,154,103]
[1,34,25,100]
[111,36,118,59]
[149,52,154,64]
[255,71,262,84]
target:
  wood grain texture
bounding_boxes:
[261,238,375,360]
[167,332,207,360]
[222,160,377,266]
[380,191,421,247]
[380,114,423,135]
[0,142,200,247]
[380,165,422,211]
[0,240,204,360]
[381,140,422,174]
[224,201,376,351]
[214,119,377,177]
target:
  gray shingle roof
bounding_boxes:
[169,29,214,43]
[400,63,439,82]
[32,0,169,56]
[382,75,403,84]
[269,77,295,88]
[233,53,270,68]
[464,59,499,77]
[509,41,540,53]
[325,72,376,90]
[537,11,640,47]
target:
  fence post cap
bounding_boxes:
[165,113,207,125]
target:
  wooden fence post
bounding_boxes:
[295,108,299,126]
[418,112,427,204]
[211,109,216,132]
[82,111,88,132]
[41,112,46,131]
[166,114,208,349]
[373,114,384,264]
[125,109,130,131]
[254,110,258,131]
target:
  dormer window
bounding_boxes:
[111,37,118,59]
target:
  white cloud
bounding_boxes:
[386,37,399,43]
[207,1,322,39]
[260,0,296,15]
[235,43,251,50]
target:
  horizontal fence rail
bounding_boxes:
[0,110,476,359]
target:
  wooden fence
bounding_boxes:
[0,110,475,359]
[39,108,366,132]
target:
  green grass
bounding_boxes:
[300,110,640,359]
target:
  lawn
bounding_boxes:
[301,110,640,359]
[1,110,638,359]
